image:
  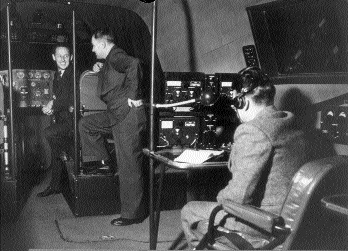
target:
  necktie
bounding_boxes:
[57,71,62,80]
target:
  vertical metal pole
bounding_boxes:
[149,1,158,249]
[6,2,15,180]
[2,117,10,179]
[72,9,79,174]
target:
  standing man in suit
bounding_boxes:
[37,43,75,197]
[79,28,148,226]
[181,67,310,248]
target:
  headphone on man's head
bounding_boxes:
[232,66,270,109]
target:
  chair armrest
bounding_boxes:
[195,204,290,250]
[321,194,348,216]
[223,202,288,236]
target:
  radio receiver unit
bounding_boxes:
[215,73,242,98]
[164,72,205,112]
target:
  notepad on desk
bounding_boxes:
[174,149,225,164]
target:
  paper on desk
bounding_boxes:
[174,149,225,164]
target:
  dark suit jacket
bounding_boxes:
[216,105,308,233]
[52,64,75,128]
[97,46,143,126]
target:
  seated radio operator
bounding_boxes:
[37,43,75,197]
[181,66,310,248]
[78,28,148,226]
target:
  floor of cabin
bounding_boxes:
[0,169,187,251]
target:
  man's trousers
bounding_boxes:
[44,123,73,190]
[79,106,148,219]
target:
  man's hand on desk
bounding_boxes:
[42,100,54,115]
[219,142,233,152]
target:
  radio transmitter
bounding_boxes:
[157,115,200,148]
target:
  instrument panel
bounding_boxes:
[0,69,54,107]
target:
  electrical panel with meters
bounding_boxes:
[320,105,348,145]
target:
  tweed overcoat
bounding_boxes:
[181,105,309,246]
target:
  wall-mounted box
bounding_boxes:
[320,105,348,145]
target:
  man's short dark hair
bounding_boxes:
[52,42,71,55]
[239,67,276,106]
[92,27,115,44]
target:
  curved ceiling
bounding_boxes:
[0,0,145,44]
[1,0,142,12]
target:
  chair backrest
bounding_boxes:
[79,70,107,114]
[280,155,348,250]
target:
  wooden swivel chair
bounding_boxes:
[192,155,348,250]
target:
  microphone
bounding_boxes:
[147,92,241,109]
[151,98,198,108]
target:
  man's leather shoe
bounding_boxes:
[96,166,113,175]
[83,159,112,175]
[110,217,146,226]
[82,166,98,175]
[37,187,61,197]
[83,160,103,168]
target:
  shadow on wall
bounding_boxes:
[178,0,197,72]
[278,88,336,160]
